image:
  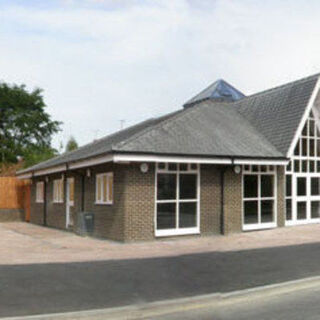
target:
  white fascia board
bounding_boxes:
[287,75,320,157]
[33,165,67,177]
[234,159,288,165]
[113,154,232,164]
[68,155,113,170]
[16,173,32,179]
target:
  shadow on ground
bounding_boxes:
[2,242,320,317]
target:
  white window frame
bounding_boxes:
[286,107,320,226]
[36,181,44,203]
[95,172,113,205]
[53,179,64,203]
[242,165,277,231]
[155,163,200,237]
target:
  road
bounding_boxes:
[2,242,320,317]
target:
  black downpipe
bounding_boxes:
[43,180,47,226]
[220,168,225,235]
[81,174,85,211]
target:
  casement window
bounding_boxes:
[286,108,320,225]
[36,182,44,203]
[95,173,113,204]
[242,165,276,231]
[155,163,200,237]
[53,179,64,203]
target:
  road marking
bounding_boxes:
[3,275,320,320]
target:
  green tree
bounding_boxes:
[65,136,78,152]
[0,82,61,166]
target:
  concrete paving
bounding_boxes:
[2,222,320,264]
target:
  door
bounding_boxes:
[66,178,75,228]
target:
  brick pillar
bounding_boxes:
[124,163,155,242]
[277,166,286,227]
[223,167,242,234]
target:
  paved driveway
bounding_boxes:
[2,222,320,265]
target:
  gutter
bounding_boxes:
[16,152,289,178]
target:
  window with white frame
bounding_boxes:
[95,172,113,204]
[53,179,64,203]
[242,165,276,230]
[286,108,320,224]
[36,182,44,203]
[156,163,199,236]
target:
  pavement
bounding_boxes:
[2,223,320,317]
[2,222,320,264]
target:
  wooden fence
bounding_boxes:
[0,177,31,221]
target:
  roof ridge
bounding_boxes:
[242,72,320,101]
[112,107,197,151]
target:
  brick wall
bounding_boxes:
[123,163,155,242]
[45,173,67,229]
[223,167,242,234]
[29,162,286,242]
[200,164,222,235]
[82,163,126,241]
[30,176,45,226]
[277,166,286,227]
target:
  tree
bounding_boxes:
[65,136,78,152]
[0,82,61,166]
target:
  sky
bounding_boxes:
[1,0,320,150]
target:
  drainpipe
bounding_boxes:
[43,177,47,226]
[81,173,85,212]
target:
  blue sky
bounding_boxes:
[1,0,320,149]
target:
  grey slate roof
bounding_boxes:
[184,79,245,107]
[18,73,320,174]
[234,73,319,155]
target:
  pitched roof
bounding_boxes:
[184,79,245,107]
[18,73,320,174]
[233,73,319,155]
[113,101,281,158]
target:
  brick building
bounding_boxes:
[17,74,320,241]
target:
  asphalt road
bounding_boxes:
[2,242,320,317]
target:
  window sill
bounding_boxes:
[155,228,200,237]
[243,222,276,231]
[95,202,113,206]
[36,201,44,204]
[53,201,64,204]
[285,219,320,226]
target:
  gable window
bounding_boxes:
[286,108,320,225]
[53,179,64,203]
[36,182,44,203]
[156,163,199,236]
[95,173,113,204]
[242,165,276,230]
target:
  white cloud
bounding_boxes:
[0,0,320,148]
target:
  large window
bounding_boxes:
[242,165,276,230]
[53,179,64,203]
[36,182,44,203]
[95,173,113,205]
[286,108,320,225]
[156,163,199,236]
